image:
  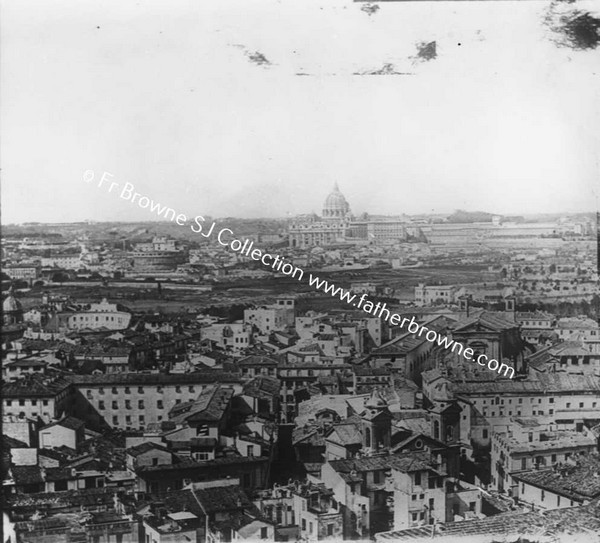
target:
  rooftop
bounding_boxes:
[512,455,600,501]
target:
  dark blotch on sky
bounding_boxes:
[416,41,437,62]
[559,11,600,50]
[545,4,600,51]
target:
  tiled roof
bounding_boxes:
[192,485,256,514]
[136,454,266,473]
[169,385,234,424]
[516,311,555,320]
[330,451,432,474]
[557,317,599,330]
[453,311,517,332]
[7,487,119,511]
[242,376,280,398]
[2,435,29,449]
[140,489,204,518]
[327,420,363,446]
[41,416,84,432]
[453,373,600,395]
[1,375,72,398]
[372,335,427,356]
[126,441,171,457]
[376,503,600,541]
[11,465,44,485]
[292,426,326,447]
[512,455,600,501]
[237,355,279,366]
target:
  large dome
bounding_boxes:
[322,183,351,219]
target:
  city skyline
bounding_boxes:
[2,0,599,224]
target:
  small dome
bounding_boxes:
[322,183,351,219]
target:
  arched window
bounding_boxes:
[446,425,454,440]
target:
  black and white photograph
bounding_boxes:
[1,0,600,541]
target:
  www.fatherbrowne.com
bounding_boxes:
[85,169,514,379]
[307,274,515,379]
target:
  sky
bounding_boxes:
[2,0,599,224]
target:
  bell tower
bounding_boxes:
[360,390,392,452]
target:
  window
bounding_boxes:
[126,415,131,424]
[521,458,527,470]
[113,416,119,425]
[125,387,131,394]
[412,494,417,501]
[31,400,37,406]
[541,490,545,501]
[412,513,418,521]
[138,387,144,394]
[580,402,584,408]
[247,445,254,457]
[189,386,195,393]
[482,429,489,439]
[176,386,181,393]
[261,527,269,539]
[112,387,118,394]
[567,403,571,408]
[112,401,118,409]
[373,471,381,484]
[557,496,561,506]
[429,498,435,510]
[5,400,11,407]
[99,401,105,410]
[19,399,25,406]
[157,400,163,409]
[469,502,476,512]
[138,400,144,409]
[309,522,313,535]
[414,472,421,486]
[302,519,306,531]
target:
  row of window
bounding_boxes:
[5,399,49,407]
[477,397,599,407]
[5,411,51,419]
[90,385,197,396]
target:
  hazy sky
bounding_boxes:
[2,0,599,223]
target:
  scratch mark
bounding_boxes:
[353,63,413,76]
